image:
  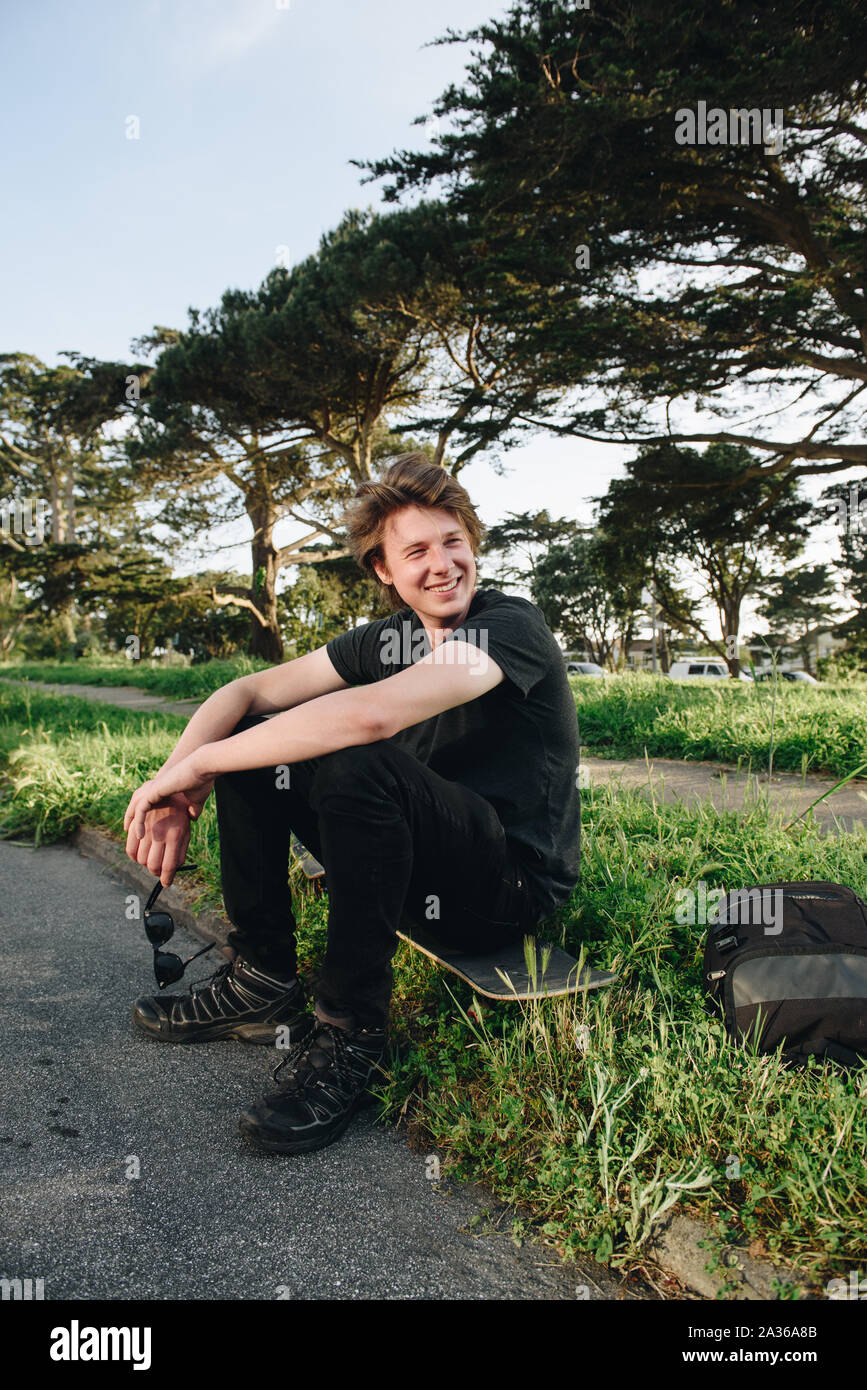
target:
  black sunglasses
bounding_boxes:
[143,865,216,989]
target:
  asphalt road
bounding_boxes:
[0,839,645,1302]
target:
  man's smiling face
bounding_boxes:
[371,504,477,631]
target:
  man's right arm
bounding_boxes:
[126,646,351,882]
[157,645,351,776]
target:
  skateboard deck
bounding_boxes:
[290,835,616,1002]
[290,834,327,893]
[395,920,617,1001]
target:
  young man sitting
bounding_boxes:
[123,453,581,1155]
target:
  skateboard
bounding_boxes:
[290,834,327,894]
[395,918,617,1001]
[289,836,617,1002]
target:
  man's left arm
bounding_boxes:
[369,640,505,738]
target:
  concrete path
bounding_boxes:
[581,756,867,835]
[0,839,650,1302]
[5,677,865,830]
[0,677,201,720]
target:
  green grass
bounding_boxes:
[1,681,865,1294]
[572,673,867,781]
[0,686,189,844]
[4,660,866,782]
[6,659,867,785]
[0,655,269,699]
[373,785,867,1291]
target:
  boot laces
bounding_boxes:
[271,1021,355,1095]
[189,958,234,1006]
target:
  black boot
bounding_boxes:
[131,957,312,1045]
[238,1020,390,1153]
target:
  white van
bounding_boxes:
[669,661,752,682]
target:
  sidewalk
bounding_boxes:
[0,838,658,1301]
[1,677,203,720]
[581,756,867,835]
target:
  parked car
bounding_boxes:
[566,660,606,677]
[754,669,820,684]
[669,660,753,683]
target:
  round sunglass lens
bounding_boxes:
[145,912,174,946]
[154,951,184,986]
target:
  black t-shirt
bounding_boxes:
[325,587,581,922]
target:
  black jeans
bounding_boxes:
[213,717,542,1030]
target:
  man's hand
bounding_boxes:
[124,794,194,886]
[123,750,215,844]
[123,753,215,885]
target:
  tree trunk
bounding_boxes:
[618,621,634,670]
[248,507,283,663]
[722,598,742,676]
[659,626,672,674]
[49,469,64,543]
[59,606,76,648]
[65,466,76,544]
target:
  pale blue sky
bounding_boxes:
[1,0,502,366]
[0,0,844,632]
[0,0,625,538]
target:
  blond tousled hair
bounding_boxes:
[338,452,486,611]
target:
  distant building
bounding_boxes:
[621,637,656,669]
[745,627,846,673]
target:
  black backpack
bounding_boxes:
[703,881,867,1070]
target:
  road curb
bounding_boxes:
[72,826,233,951]
[646,1214,814,1300]
[71,822,819,1302]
